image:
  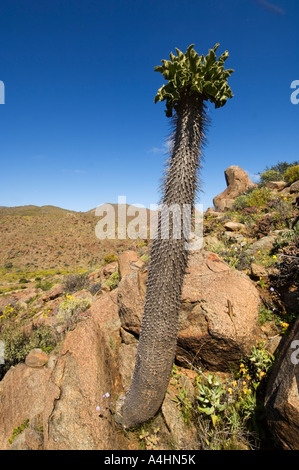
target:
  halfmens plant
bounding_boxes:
[120,44,234,428]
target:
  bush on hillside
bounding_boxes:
[63,272,89,293]
[270,161,298,174]
[0,324,57,380]
[104,270,120,290]
[272,224,299,294]
[232,195,249,211]
[233,187,272,211]
[246,187,272,207]
[103,253,118,265]
[259,169,281,184]
[259,161,299,184]
[284,165,299,183]
[56,295,91,330]
[88,282,102,295]
[35,280,53,291]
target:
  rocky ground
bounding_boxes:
[0,166,298,450]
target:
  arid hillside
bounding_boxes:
[0,204,149,276]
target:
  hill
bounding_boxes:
[0,204,149,277]
[0,205,76,216]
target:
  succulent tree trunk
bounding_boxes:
[119,42,233,428]
[121,91,207,428]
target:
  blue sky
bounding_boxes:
[0,0,298,212]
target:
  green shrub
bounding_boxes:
[103,253,118,265]
[0,303,20,322]
[259,169,281,184]
[245,187,272,207]
[140,253,151,265]
[273,229,298,251]
[258,305,274,325]
[35,280,53,291]
[232,195,250,211]
[214,241,255,271]
[194,371,256,449]
[104,270,120,290]
[284,165,299,183]
[271,161,298,174]
[0,324,57,379]
[260,161,298,182]
[233,187,272,211]
[246,346,274,387]
[56,295,91,329]
[8,418,30,445]
[189,344,275,449]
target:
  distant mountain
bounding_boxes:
[0,205,76,216]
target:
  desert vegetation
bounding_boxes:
[0,158,298,449]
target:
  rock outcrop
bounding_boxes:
[178,251,260,370]
[213,165,256,212]
[118,250,145,279]
[0,248,262,449]
[118,250,260,371]
[265,316,299,450]
[0,290,128,450]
